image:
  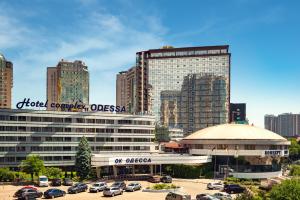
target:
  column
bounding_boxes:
[132,165,135,175]
[96,167,101,178]
[150,165,154,175]
[113,166,118,176]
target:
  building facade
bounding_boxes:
[117,45,231,134]
[0,54,13,109]
[0,109,158,167]
[181,124,290,179]
[265,113,300,137]
[230,103,246,123]
[47,59,89,110]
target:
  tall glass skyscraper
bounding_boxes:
[47,59,89,110]
[116,45,231,134]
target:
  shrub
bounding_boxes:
[44,167,62,179]
[151,183,178,190]
[270,178,300,200]
[290,165,300,176]
[0,168,15,182]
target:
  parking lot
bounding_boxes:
[0,179,221,200]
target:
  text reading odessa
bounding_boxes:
[16,98,126,112]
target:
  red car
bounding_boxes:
[148,176,161,183]
[22,185,38,190]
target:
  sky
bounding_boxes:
[0,0,300,127]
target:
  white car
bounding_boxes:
[213,192,232,200]
[38,176,49,187]
[207,182,224,190]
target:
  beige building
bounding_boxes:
[47,59,89,110]
[116,67,136,113]
[0,54,13,109]
[181,124,290,179]
[116,46,230,135]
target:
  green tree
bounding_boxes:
[290,165,300,176]
[75,136,91,180]
[154,126,170,142]
[20,155,44,182]
[270,179,300,200]
[44,167,62,179]
[288,138,300,161]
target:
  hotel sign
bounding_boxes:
[264,150,282,156]
[16,98,126,112]
[114,157,152,165]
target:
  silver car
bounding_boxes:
[213,192,232,200]
[103,187,123,197]
[125,182,141,192]
[89,182,107,193]
[207,182,224,190]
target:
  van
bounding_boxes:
[165,192,191,200]
[38,176,49,187]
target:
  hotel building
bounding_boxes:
[0,54,13,109]
[116,45,230,134]
[181,124,290,179]
[47,59,89,110]
[0,109,158,168]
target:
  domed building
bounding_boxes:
[181,124,290,179]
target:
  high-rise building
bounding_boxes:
[0,54,13,109]
[116,67,136,112]
[47,59,89,110]
[117,45,231,134]
[265,113,300,137]
[230,103,246,123]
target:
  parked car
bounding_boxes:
[38,176,49,187]
[51,178,62,186]
[89,182,107,193]
[110,181,126,190]
[103,187,123,197]
[63,178,73,186]
[212,192,232,200]
[148,176,161,183]
[14,188,43,200]
[207,182,224,190]
[44,188,66,198]
[161,175,172,183]
[196,193,219,200]
[21,185,38,190]
[68,183,88,194]
[223,184,245,194]
[165,191,191,200]
[125,182,142,192]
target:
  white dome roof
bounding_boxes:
[183,124,287,141]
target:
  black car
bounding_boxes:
[14,188,43,200]
[51,178,62,186]
[111,181,126,190]
[224,184,245,194]
[63,178,73,186]
[68,183,88,194]
[161,175,172,183]
[44,189,66,198]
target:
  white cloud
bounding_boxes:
[0,4,166,106]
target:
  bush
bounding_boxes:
[290,165,300,176]
[152,183,178,190]
[0,168,15,182]
[270,179,300,200]
[44,167,62,179]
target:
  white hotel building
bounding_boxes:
[0,109,209,175]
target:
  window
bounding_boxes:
[217,144,228,150]
[31,137,41,142]
[42,127,52,132]
[18,116,26,121]
[123,146,130,151]
[106,129,114,133]
[194,144,203,149]
[245,145,256,150]
[86,119,95,123]
[106,120,114,124]
[76,118,85,123]
[30,117,41,122]
[96,137,104,142]
[118,138,132,142]
[96,119,105,124]
[31,127,41,132]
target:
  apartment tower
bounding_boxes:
[47,59,89,110]
[0,54,13,109]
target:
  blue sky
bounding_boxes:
[0,0,299,127]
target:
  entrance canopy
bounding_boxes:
[92,153,211,167]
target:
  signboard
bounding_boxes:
[114,157,151,165]
[264,150,282,156]
[16,98,126,112]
